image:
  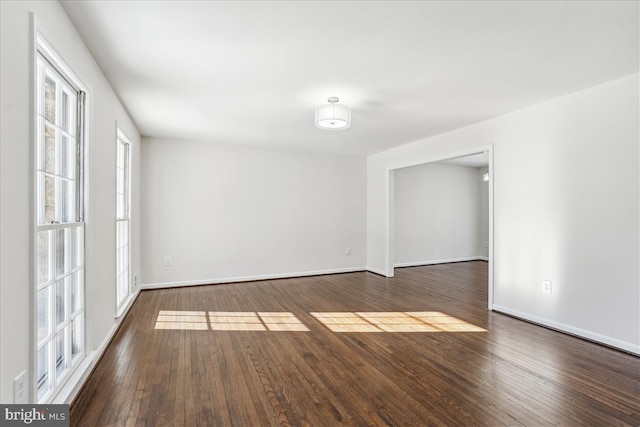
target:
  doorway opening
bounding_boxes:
[386,146,494,309]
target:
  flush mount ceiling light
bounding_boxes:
[315,97,351,130]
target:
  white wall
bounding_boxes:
[141,138,366,286]
[0,1,141,403]
[367,74,640,353]
[394,163,486,266]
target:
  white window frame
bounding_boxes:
[116,128,132,313]
[34,32,87,404]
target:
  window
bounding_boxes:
[35,40,86,403]
[116,129,131,310]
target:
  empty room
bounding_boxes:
[1,1,639,426]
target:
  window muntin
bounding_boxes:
[35,50,85,403]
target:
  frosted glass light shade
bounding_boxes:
[315,102,351,130]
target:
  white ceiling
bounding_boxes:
[61,1,638,156]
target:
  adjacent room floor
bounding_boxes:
[71,262,640,426]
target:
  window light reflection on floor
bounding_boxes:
[153,310,486,333]
[310,311,487,333]
[154,310,209,330]
[207,311,308,331]
[154,311,309,331]
[208,312,266,331]
[257,312,310,331]
[309,312,382,332]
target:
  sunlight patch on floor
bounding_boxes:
[309,312,382,332]
[257,312,310,331]
[154,311,309,331]
[311,311,487,333]
[208,311,310,331]
[209,312,267,331]
[154,310,486,332]
[154,310,209,330]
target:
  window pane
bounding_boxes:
[66,90,77,133]
[60,135,69,178]
[37,343,49,401]
[44,124,56,174]
[74,271,83,311]
[62,180,75,223]
[37,230,50,285]
[37,288,50,343]
[66,228,76,271]
[123,243,129,270]
[116,220,129,305]
[117,168,124,196]
[117,141,124,168]
[55,280,66,327]
[124,245,129,269]
[117,194,125,219]
[55,229,66,277]
[62,92,69,132]
[71,316,81,359]
[45,174,56,224]
[61,180,70,224]
[69,273,78,314]
[37,173,45,225]
[65,137,76,180]
[116,221,124,247]
[117,273,123,304]
[75,227,84,268]
[55,332,66,380]
[68,228,77,271]
[44,77,56,123]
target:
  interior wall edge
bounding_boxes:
[366,267,388,277]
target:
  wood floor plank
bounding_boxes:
[71,262,640,426]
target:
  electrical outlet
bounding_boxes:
[345,247,351,256]
[164,257,172,267]
[14,370,27,404]
[134,273,138,286]
[542,280,552,294]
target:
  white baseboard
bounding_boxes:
[141,266,368,290]
[492,304,640,355]
[394,256,486,268]
[53,287,141,405]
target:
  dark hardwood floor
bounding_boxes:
[71,262,640,426]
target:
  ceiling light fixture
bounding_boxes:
[315,97,351,130]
